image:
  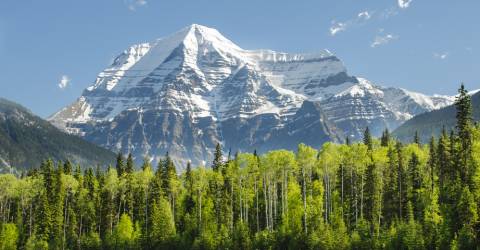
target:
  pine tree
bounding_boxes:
[126,153,134,174]
[151,197,176,246]
[345,136,351,145]
[437,128,450,201]
[383,145,398,225]
[428,137,437,192]
[115,152,125,177]
[212,143,223,172]
[125,153,135,219]
[413,131,420,145]
[36,191,52,242]
[363,127,373,150]
[408,152,423,221]
[63,160,73,175]
[455,83,474,184]
[396,142,408,220]
[380,129,390,147]
[364,163,382,235]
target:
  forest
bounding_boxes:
[0,85,479,249]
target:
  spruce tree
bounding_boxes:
[413,131,420,145]
[428,137,437,192]
[408,152,423,221]
[364,163,381,234]
[126,153,134,174]
[396,142,408,219]
[115,152,125,177]
[363,126,373,150]
[63,160,73,175]
[455,83,474,184]
[380,129,390,147]
[212,143,223,172]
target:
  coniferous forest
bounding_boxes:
[0,85,479,249]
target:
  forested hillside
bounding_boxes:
[0,85,478,249]
[0,98,116,172]
[393,90,480,143]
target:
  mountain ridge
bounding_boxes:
[393,91,480,142]
[0,97,116,172]
[49,24,454,168]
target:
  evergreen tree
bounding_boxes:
[455,84,474,185]
[408,152,423,221]
[63,160,73,175]
[380,129,390,147]
[428,137,437,192]
[396,142,408,220]
[212,143,223,172]
[363,127,373,150]
[413,131,420,145]
[115,152,125,177]
[151,197,176,247]
[364,163,381,235]
[126,153,134,174]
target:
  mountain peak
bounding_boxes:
[167,23,241,51]
[49,25,455,167]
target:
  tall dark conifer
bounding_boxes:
[381,129,390,147]
[408,152,423,221]
[116,152,125,177]
[363,126,373,150]
[212,143,223,172]
[455,84,474,184]
[126,153,134,174]
[413,131,421,145]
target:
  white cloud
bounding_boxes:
[125,0,147,11]
[329,11,372,36]
[433,52,449,60]
[330,21,347,36]
[371,32,398,48]
[358,11,371,20]
[58,75,70,89]
[398,0,413,9]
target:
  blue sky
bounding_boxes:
[0,0,479,117]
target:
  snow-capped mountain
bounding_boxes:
[49,24,453,168]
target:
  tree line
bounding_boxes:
[0,84,479,249]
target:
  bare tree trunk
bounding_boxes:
[361,174,364,219]
[29,203,33,237]
[255,176,259,232]
[240,178,243,222]
[63,195,68,250]
[273,182,277,228]
[302,166,307,234]
[231,177,234,232]
[198,189,202,232]
[263,175,269,230]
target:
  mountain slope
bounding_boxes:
[49,24,453,168]
[0,98,116,172]
[393,91,480,142]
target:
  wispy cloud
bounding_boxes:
[371,30,398,48]
[398,0,413,9]
[125,0,147,11]
[58,75,70,89]
[330,21,347,36]
[433,52,449,60]
[357,11,371,20]
[329,10,372,36]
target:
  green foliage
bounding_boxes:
[0,98,116,172]
[0,223,19,250]
[0,87,478,249]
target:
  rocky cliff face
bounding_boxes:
[49,24,453,168]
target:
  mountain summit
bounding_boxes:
[49,24,453,168]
